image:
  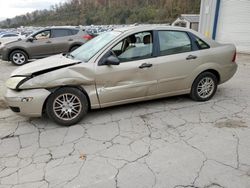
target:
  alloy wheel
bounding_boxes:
[53,93,82,121]
[197,77,215,99]
[13,52,26,65]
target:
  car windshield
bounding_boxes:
[70,31,121,62]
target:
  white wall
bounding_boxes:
[199,0,250,54]
[216,0,250,54]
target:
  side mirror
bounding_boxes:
[104,55,120,66]
[26,37,34,42]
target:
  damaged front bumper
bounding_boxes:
[4,88,51,117]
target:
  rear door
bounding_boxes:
[153,30,200,94]
[50,29,73,53]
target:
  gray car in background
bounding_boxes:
[1,27,87,65]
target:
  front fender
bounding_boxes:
[18,64,100,109]
[19,65,94,89]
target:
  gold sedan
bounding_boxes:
[4,26,237,126]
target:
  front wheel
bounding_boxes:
[46,87,88,126]
[190,72,218,101]
[10,50,28,66]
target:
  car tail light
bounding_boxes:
[83,34,93,40]
[232,51,237,63]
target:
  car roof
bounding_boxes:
[46,26,79,30]
[114,25,191,33]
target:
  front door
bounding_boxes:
[95,31,157,107]
[28,30,55,57]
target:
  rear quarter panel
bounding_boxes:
[67,31,86,51]
[186,43,237,88]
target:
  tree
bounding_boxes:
[0,0,200,28]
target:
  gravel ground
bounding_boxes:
[0,55,250,188]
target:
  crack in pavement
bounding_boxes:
[1,58,250,188]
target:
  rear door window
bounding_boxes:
[71,29,79,35]
[194,37,210,50]
[52,29,72,38]
[158,31,192,56]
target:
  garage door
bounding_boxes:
[216,0,250,54]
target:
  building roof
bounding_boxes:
[180,14,200,23]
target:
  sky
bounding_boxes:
[0,0,67,21]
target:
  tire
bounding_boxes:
[190,72,218,102]
[46,87,88,126]
[69,45,80,52]
[10,50,28,66]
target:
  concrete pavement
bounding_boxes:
[0,55,250,188]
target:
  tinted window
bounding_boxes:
[194,37,210,50]
[159,31,192,56]
[71,29,79,35]
[52,29,71,38]
[111,31,153,62]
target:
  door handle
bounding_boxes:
[68,39,73,41]
[46,41,52,44]
[139,63,153,69]
[186,55,197,60]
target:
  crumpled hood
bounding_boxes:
[11,54,80,77]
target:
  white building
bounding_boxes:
[199,0,250,54]
[172,14,200,31]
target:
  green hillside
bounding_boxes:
[0,0,200,28]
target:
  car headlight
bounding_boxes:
[5,76,29,90]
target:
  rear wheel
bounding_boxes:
[10,50,28,66]
[46,87,88,126]
[190,72,218,101]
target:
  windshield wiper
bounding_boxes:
[64,53,75,59]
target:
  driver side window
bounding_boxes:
[34,30,51,40]
[111,31,153,62]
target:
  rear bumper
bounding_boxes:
[4,88,51,117]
